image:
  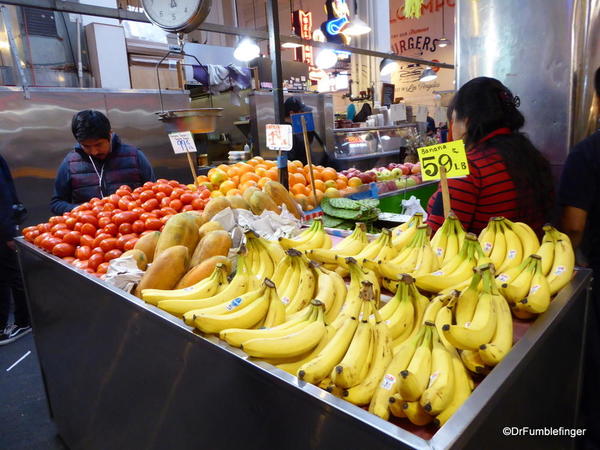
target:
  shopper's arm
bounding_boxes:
[561,206,587,249]
[50,162,78,215]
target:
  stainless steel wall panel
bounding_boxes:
[456,0,577,174]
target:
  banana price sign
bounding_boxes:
[417,140,470,181]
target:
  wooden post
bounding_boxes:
[184,149,198,186]
[301,116,318,202]
[439,166,451,218]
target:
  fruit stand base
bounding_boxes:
[16,239,591,450]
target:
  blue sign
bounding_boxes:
[291,112,315,133]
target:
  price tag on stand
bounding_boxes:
[417,140,470,218]
[265,124,293,151]
[168,131,198,185]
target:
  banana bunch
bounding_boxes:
[334,258,381,321]
[377,225,439,282]
[279,218,332,251]
[391,213,424,250]
[499,254,552,317]
[305,222,369,268]
[478,217,539,273]
[435,264,514,370]
[369,325,473,427]
[269,249,317,315]
[158,253,256,319]
[430,212,466,266]
[245,232,279,280]
[414,233,484,294]
[248,231,287,264]
[141,263,229,305]
[192,278,283,334]
[536,225,575,295]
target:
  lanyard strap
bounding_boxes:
[88,155,105,198]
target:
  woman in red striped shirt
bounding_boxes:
[426,77,554,234]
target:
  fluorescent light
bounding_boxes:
[281,41,303,49]
[234,38,260,62]
[315,48,338,69]
[419,68,438,82]
[438,37,451,48]
[344,17,371,36]
[380,58,399,76]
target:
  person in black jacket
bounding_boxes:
[0,154,30,345]
[51,110,155,215]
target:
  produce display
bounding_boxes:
[119,211,575,432]
[320,197,381,230]
[339,162,423,194]
[22,179,301,275]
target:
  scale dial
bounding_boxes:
[141,0,211,33]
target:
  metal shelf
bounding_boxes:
[334,149,402,161]
[332,123,417,133]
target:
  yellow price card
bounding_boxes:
[416,140,470,182]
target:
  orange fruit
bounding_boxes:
[219,180,236,194]
[294,193,308,210]
[289,172,307,186]
[210,190,224,198]
[321,168,337,181]
[253,156,264,163]
[231,175,240,186]
[240,172,260,184]
[247,159,258,167]
[325,180,337,189]
[324,187,340,198]
[255,163,268,171]
[348,177,363,188]
[314,180,326,192]
[291,183,308,196]
[227,166,241,178]
[239,180,258,191]
[265,160,277,168]
[336,175,348,190]
[217,164,230,173]
[266,168,279,181]
[226,188,242,197]
[258,177,271,188]
[196,175,209,183]
[255,167,267,178]
[237,163,253,174]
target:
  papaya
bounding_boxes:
[198,221,224,241]
[134,231,161,263]
[263,181,302,219]
[190,230,232,267]
[227,195,250,210]
[249,190,280,216]
[186,210,207,228]
[121,249,148,270]
[176,256,232,289]
[135,245,189,301]
[202,197,231,222]
[242,186,260,205]
[153,212,200,260]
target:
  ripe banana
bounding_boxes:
[517,255,551,314]
[398,326,433,401]
[497,219,523,273]
[262,279,286,328]
[392,213,424,250]
[383,276,415,341]
[489,219,507,270]
[332,314,374,389]
[286,262,316,314]
[499,256,536,305]
[460,349,489,375]
[506,220,539,260]
[546,229,575,295]
[455,269,482,327]
[432,352,473,427]
[388,394,407,418]
[420,327,455,415]
[537,226,556,276]
[403,401,434,426]
[274,323,336,376]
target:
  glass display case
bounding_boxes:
[330,123,419,171]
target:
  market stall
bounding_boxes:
[17,238,590,450]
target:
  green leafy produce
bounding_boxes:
[321,198,364,220]
[328,197,362,210]
[356,198,380,209]
[322,215,346,228]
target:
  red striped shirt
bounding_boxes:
[426,133,543,234]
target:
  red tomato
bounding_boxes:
[169,199,183,211]
[111,211,136,225]
[53,229,70,240]
[80,214,98,227]
[124,238,138,250]
[93,233,112,248]
[23,226,37,234]
[191,198,204,210]
[63,256,76,264]
[49,216,65,225]
[92,246,104,254]
[98,217,111,228]
[75,245,92,260]
[156,183,174,196]
[80,234,95,247]
[160,197,171,208]
[63,231,82,245]
[104,249,123,261]
[180,193,195,205]
[139,212,156,222]
[182,205,194,212]
[81,223,96,236]
[131,220,145,234]
[116,188,131,197]
[142,198,159,212]
[97,262,109,274]
[116,234,136,249]
[158,207,177,217]
[65,217,78,228]
[118,223,132,235]
[91,206,102,215]
[73,222,83,232]
[145,218,162,230]
[43,237,62,252]
[72,259,89,270]
[160,215,172,224]
[170,188,184,199]
[143,181,154,189]
[127,201,141,211]
[198,189,210,200]
[24,230,40,242]
[133,187,144,194]
[50,223,68,233]
[88,253,104,271]
[155,192,166,200]
[168,180,180,187]
[102,223,118,236]
[99,238,118,252]
[52,242,75,258]
[118,198,130,210]
[103,203,115,212]
[156,178,169,184]
[139,190,154,202]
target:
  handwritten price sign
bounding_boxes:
[266,124,293,151]
[168,131,198,154]
[417,140,470,181]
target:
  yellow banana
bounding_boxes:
[388,394,407,418]
[275,324,336,376]
[499,256,536,304]
[497,219,523,273]
[460,349,489,375]
[455,269,483,326]
[286,262,316,314]
[506,220,539,260]
[546,229,575,295]
[392,213,424,250]
[398,326,433,401]
[537,226,556,276]
[262,279,286,328]
[384,277,415,341]
[403,401,434,426]
[271,252,293,287]
[517,256,551,314]
[478,219,496,257]
[420,327,455,415]
[432,352,473,426]
[424,291,458,325]
[489,218,507,270]
[332,314,373,389]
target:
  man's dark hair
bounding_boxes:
[595,66,600,98]
[71,110,111,142]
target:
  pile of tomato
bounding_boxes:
[22,179,210,276]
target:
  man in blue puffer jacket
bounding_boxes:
[51,110,156,215]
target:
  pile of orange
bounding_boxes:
[197,157,348,211]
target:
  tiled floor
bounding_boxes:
[0,333,67,450]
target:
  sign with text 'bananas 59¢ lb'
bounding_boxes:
[417,140,470,181]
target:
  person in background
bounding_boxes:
[558,66,600,450]
[0,153,30,345]
[51,110,155,215]
[284,97,326,166]
[426,77,554,234]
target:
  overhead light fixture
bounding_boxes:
[438,37,451,48]
[344,17,371,36]
[281,40,303,49]
[234,38,260,62]
[419,67,438,82]
[380,58,400,76]
[315,48,338,69]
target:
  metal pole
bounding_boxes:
[76,16,83,87]
[266,0,284,124]
[1,5,29,99]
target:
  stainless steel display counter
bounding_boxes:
[17,238,591,450]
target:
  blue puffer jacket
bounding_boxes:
[50,134,155,215]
